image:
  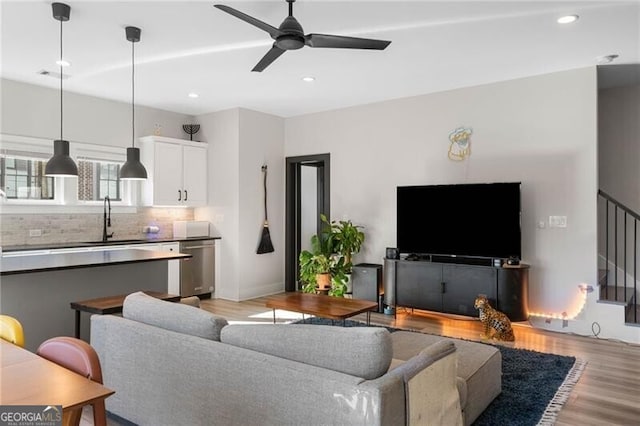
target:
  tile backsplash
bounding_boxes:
[0,208,194,246]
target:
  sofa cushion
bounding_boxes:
[122,291,227,341]
[220,324,392,380]
[390,331,501,426]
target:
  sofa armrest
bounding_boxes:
[388,340,463,426]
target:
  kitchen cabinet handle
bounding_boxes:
[184,190,188,201]
[181,245,213,250]
[178,190,182,201]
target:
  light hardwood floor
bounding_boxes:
[200,296,640,426]
[86,295,640,425]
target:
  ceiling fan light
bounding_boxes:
[45,139,78,177]
[120,147,147,180]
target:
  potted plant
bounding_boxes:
[298,215,364,297]
[319,214,365,293]
[299,233,333,293]
[322,214,365,272]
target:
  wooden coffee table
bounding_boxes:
[265,292,378,325]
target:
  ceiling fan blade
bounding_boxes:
[305,34,391,50]
[214,4,282,39]
[252,45,286,72]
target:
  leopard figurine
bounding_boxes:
[474,295,515,342]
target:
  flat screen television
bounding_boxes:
[396,182,521,259]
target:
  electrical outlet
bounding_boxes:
[549,216,567,228]
[29,229,42,237]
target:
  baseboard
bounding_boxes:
[239,282,284,301]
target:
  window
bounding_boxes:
[0,155,54,200]
[0,134,133,208]
[78,160,122,201]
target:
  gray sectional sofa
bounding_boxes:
[91,292,500,425]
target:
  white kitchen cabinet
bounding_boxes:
[160,242,181,295]
[140,136,208,207]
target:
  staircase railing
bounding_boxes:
[598,189,638,323]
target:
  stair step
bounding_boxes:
[625,303,640,325]
[598,285,634,304]
[598,268,607,285]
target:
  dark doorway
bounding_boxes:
[285,154,330,292]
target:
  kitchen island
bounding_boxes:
[0,249,191,351]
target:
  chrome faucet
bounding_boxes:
[102,196,113,242]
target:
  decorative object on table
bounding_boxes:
[447,126,472,161]
[257,164,274,254]
[45,2,78,177]
[119,26,147,180]
[506,255,520,266]
[474,294,515,341]
[182,124,201,141]
[214,0,391,72]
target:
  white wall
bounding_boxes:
[238,108,285,300]
[1,78,193,145]
[194,108,241,300]
[195,108,284,301]
[284,67,623,338]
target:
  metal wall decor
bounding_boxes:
[448,126,473,161]
[182,124,201,141]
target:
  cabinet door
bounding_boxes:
[497,268,529,321]
[442,264,497,317]
[153,142,183,206]
[395,261,442,311]
[161,243,181,295]
[182,145,207,206]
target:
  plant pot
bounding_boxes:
[316,273,331,290]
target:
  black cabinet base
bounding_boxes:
[384,259,529,321]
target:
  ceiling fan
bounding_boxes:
[214,0,391,72]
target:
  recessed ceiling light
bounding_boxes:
[56,59,71,67]
[557,15,579,24]
[302,76,315,82]
[596,54,619,64]
[188,93,199,98]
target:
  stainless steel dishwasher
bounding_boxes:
[179,239,215,297]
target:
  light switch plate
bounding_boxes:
[549,215,567,228]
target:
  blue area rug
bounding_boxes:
[293,318,586,426]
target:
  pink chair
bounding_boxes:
[36,336,107,426]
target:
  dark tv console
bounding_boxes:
[383,257,529,321]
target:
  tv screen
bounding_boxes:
[396,182,521,259]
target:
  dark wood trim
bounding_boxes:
[285,154,330,292]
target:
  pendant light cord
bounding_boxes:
[131,39,135,149]
[59,17,63,141]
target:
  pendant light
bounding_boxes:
[45,2,78,177]
[120,26,147,180]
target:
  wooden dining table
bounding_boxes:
[0,339,114,426]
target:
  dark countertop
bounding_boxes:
[2,236,221,253]
[0,249,192,276]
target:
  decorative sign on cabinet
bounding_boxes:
[139,136,208,206]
